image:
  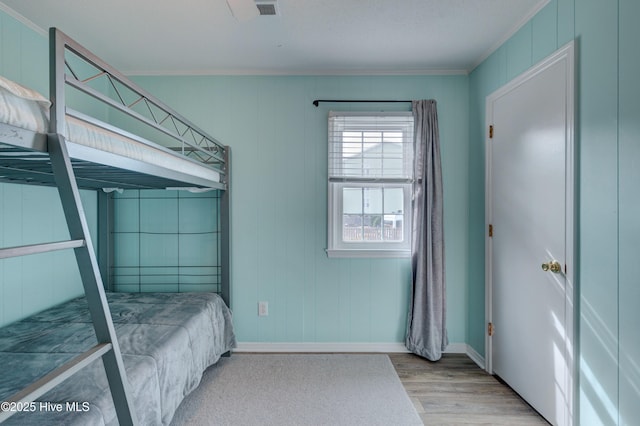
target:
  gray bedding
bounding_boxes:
[0,292,236,425]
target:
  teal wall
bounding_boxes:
[469,0,640,424]
[131,74,470,345]
[618,1,640,424]
[0,11,98,327]
[0,9,47,94]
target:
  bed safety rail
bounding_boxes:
[50,28,227,183]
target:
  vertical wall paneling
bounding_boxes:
[532,0,559,64]
[223,76,261,341]
[557,0,575,47]
[1,184,23,325]
[139,190,178,293]
[1,9,48,93]
[19,23,47,94]
[180,192,219,292]
[255,78,278,342]
[281,77,308,342]
[1,12,22,81]
[112,190,140,292]
[22,188,55,312]
[505,22,533,81]
[618,0,640,423]
[576,0,620,423]
[437,77,470,348]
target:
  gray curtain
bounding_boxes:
[405,99,448,361]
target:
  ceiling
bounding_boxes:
[0,0,547,75]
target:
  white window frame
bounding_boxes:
[326,111,413,258]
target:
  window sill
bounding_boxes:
[326,249,411,259]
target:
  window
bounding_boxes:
[327,112,414,257]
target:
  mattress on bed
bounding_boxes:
[0,292,236,426]
[0,75,221,184]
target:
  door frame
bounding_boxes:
[484,41,576,426]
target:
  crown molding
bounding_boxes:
[0,3,47,36]
[124,68,469,77]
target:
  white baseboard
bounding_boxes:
[465,345,486,369]
[235,341,486,368]
[444,343,485,369]
[235,342,409,353]
[443,342,467,353]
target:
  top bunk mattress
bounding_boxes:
[0,75,222,189]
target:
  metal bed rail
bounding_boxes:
[49,28,227,183]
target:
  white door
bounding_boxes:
[486,43,575,426]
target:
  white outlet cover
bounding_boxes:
[258,301,268,316]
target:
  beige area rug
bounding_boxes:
[170,353,422,426]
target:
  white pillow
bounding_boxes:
[0,75,51,133]
[0,75,51,108]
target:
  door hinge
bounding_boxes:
[488,322,494,336]
[488,224,493,237]
[489,125,494,139]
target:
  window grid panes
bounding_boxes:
[327,112,414,257]
[342,187,404,243]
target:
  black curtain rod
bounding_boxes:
[312,99,412,107]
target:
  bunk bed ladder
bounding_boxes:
[51,133,138,424]
[0,134,137,425]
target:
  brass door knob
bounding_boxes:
[541,261,561,273]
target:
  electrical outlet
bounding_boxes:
[258,301,269,316]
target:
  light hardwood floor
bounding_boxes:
[389,353,549,425]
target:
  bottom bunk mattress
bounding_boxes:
[0,292,236,425]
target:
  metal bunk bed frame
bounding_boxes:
[0,28,231,425]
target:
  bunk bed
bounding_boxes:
[0,28,235,425]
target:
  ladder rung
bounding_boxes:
[0,343,112,422]
[0,239,85,260]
